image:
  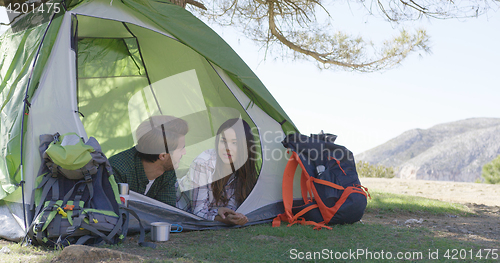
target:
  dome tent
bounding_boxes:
[0,0,302,240]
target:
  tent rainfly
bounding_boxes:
[0,0,303,241]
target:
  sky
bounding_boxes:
[1,4,499,154]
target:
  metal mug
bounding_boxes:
[150,222,183,242]
[118,183,130,207]
[118,183,129,195]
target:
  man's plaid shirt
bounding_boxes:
[109,147,177,206]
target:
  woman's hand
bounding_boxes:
[215,207,248,226]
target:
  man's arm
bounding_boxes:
[109,155,126,184]
[154,171,177,206]
[110,166,124,184]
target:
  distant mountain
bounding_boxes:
[356,118,500,182]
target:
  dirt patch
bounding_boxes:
[363,203,500,247]
[360,178,500,206]
[51,245,142,263]
[361,178,500,247]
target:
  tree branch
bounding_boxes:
[267,1,429,71]
[186,0,207,10]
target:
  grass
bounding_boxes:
[0,241,59,262]
[156,225,437,261]
[123,223,494,263]
[0,191,495,262]
[366,190,472,216]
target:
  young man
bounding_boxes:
[109,115,188,206]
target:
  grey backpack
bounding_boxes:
[26,133,153,249]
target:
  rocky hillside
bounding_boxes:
[356,118,500,182]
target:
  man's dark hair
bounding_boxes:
[135,115,188,163]
[137,152,161,163]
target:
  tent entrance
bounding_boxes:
[75,15,261,178]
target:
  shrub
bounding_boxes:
[356,161,395,178]
[482,155,500,184]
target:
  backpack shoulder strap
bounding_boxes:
[121,207,156,248]
[273,151,317,227]
[273,152,296,227]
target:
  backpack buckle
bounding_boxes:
[66,226,76,233]
[34,223,44,232]
[71,208,81,218]
[76,188,85,195]
[56,207,68,218]
[53,133,60,143]
[84,174,92,183]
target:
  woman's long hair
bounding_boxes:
[211,118,258,207]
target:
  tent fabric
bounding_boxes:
[0,0,303,241]
[127,191,286,232]
[0,15,63,199]
[118,0,298,133]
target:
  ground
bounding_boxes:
[361,178,500,248]
[0,178,499,262]
[361,178,500,206]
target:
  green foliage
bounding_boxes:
[356,161,395,178]
[482,155,500,184]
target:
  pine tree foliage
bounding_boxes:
[187,0,497,71]
[1,0,498,71]
[356,161,395,178]
[482,155,500,184]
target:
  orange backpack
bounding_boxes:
[273,133,369,230]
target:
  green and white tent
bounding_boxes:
[0,0,302,240]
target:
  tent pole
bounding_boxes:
[121,23,170,155]
[121,23,163,114]
[19,10,59,232]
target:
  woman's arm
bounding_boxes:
[214,207,248,225]
[183,153,218,220]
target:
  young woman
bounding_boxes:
[177,118,258,225]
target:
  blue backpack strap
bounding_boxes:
[33,175,60,244]
[76,222,113,243]
[105,213,124,242]
[121,207,156,248]
[33,175,58,219]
